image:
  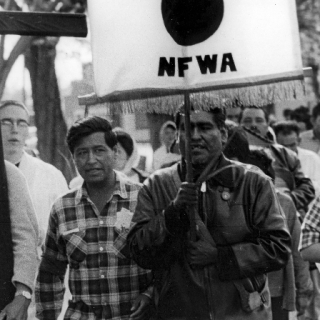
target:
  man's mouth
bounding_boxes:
[86,168,101,173]
[8,139,19,143]
[250,127,261,134]
[191,145,205,150]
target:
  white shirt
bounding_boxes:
[18,152,69,245]
[297,147,320,198]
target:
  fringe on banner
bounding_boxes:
[78,79,305,115]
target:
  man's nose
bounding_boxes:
[249,122,257,129]
[191,127,201,139]
[10,122,19,132]
[87,151,97,163]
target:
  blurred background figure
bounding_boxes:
[114,128,148,183]
[299,103,320,156]
[273,121,320,199]
[283,108,293,121]
[239,106,315,219]
[153,120,179,171]
[289,106,312,133]
[225,106,241,124]
[239,106,277,142]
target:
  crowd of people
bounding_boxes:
[3,98,320,320]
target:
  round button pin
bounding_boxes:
[221,191,230,201]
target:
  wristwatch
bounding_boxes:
[15,291,32,300]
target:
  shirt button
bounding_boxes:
[101,275,105,279]
[99,221,104,225]
[99,247,103,252]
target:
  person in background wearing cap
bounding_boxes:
[239,106,315,220]
[273,120,320,199]
[128,103,291,320]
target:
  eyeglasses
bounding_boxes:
[0,118,29,129]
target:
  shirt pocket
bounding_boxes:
[62,228,87,268]
[113,229,131,261]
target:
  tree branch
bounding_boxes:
[0,36,34,98]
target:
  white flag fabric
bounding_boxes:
[82,0,304,112]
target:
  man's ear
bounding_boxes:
[113,144,118,159]
[220,127,228,146]
[71,153,77,167]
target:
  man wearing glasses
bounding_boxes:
[0,100,68,248]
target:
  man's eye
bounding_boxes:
[77,151,87,156]
[18,121,28,128]
[1,119,12,126]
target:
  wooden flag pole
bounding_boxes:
[183,92,196,241]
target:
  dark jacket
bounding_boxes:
[128,156,291,320]
[224,127,315,215]
[270,144,315,216]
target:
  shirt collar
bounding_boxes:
[75,170,129,205]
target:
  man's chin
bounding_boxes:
[85,176,105,184]
[191,156,209,166]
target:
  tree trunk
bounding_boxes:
[310,63,320,100]
[25,37,75,183]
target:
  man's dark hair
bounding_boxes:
[245,149,275,181]
[223,126,250,162]
[67,116,117,154]
[223,126,275,180]
[175,104,226,131]
[165,123,176,131]
[283,108,292,118]
[238,106,269,123]
[290,106,312,130]
[114,128,134,157]
[0,100,30,117]
[273,120,300,137]
[312,102,320,120]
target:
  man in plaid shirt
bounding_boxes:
[35,116,152,320]
[300,196,320,260]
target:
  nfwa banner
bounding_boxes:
[83,0,304,113]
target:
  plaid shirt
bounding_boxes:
[35,172,152,320]
[300,196,320,251]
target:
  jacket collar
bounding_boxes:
[203,155,237,189]
[180,154,237,189]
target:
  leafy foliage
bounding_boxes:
[297,0,320,66]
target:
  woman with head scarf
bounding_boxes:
[153,121,180,171]
[114,128,148,183]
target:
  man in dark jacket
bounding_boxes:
[127,106,291,320]
[239,106,315,218]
